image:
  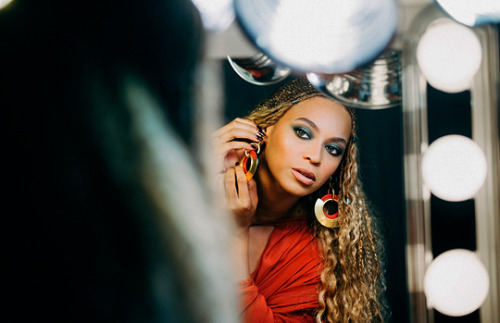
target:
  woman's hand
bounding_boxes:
[211,118,264,174]
[224,165,258,231]
[225,165,258,282]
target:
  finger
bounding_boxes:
[223,150,241,171]
[222,141,256,154]
[224,167,239,204]
[247,178,259,206]
[213,119,264,144]
[218,138,262,172]
[216,144,252,176]
[217,127,262,145]
[212,118,258,138]
[234,165,250,205]
[221,141,257,157]
[231,117,260,128]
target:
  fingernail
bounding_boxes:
[256,135,263,141]
[258,131,266,137]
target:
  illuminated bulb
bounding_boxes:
[424,249,489,317]
[421,135,487,201]
[0,0,13,10]
[235,0,397,74]
[436,0,500,26]
[267,0,396,73]
[416,18,482,93]
[191,0,234,33]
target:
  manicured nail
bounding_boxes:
[258,130,266,137]
[256,135,263,141]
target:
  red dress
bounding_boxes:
[240,217,324,322]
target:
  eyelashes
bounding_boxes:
[293,126,344,157]
[294,126,311,139]
[325,144,343,157]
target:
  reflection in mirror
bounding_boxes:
[227,53,291,85]
[402,3,500,322]
[233,0,398,74]
[416,18,482,93]
[307,49,402,109]
[221,62,408,322]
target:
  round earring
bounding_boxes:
[314,181,340,228]
[240,142,261,181]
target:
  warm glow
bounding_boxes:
[421,135,487,202]
[0,0,13,10]
[416,18,482,93]
[191,0,234,32]
[424,249,489,317]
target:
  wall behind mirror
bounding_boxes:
[427,86,479,323]
[402,8,500,320]
[221,60,409,322]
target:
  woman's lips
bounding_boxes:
[291,168,316,186]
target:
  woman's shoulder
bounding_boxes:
[252,216,323,281]
[263,216,318,252]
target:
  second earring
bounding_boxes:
[314,186,340,228]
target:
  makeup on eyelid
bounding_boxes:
[258,96,352,198]
[292,125,345,157]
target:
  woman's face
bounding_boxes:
[261,96,352,197]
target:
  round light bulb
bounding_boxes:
[421,135,487,201]
[436,0,500,26]
[235,0,397,74]
[424,249,489,317]
[416,18,482,93]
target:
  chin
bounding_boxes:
[283,181,319,198]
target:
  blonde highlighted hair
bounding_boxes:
[246,78,386,322]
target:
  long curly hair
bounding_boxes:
[245,78,386,322]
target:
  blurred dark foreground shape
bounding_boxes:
[1,1,237,322]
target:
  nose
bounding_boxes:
[303,145,322,165]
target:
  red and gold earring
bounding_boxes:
[240,142,261,181]
[314,179,340,228]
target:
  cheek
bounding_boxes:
[267,129,294,159]
[319,159,342,181]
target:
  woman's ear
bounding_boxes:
[264,125,274,142]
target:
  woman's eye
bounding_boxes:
[294,126,311,139]
[326,145,343,157]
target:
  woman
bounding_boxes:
[213,78,386,322]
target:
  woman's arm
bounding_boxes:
[212,118,262,281]
[240,278,317,323]
[224,165,258,281]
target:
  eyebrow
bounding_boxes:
[295,117,348,146]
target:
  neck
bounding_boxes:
[254,190,299,223]
[253,159,301,223]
